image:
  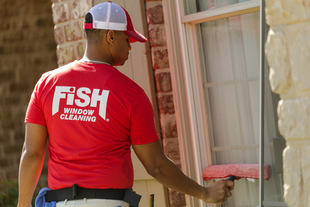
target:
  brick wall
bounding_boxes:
[145,1,186,206]
[51,0,92,66]
[0,0,58,187]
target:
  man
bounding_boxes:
[17,2,234,207]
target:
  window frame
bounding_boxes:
[162,1,270,207]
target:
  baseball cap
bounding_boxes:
[84,1,147,43]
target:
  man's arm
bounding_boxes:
[132,140,234,204]
[17,123,48,207]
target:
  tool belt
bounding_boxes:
[45,184,141,207]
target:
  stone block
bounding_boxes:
[52,2,70,24]
[301,145,310,205]
[265,0,310,26]
[155,72,172,92]
[265,28,291,94]
[278,97,310,140]
[152,47,169,69]
[283,145,302,207]
[149,26,166,46]
[290,24,310,92]
[64,20,83,41]
[146,3,164,24]
[158,94,175,114]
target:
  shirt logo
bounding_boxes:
[52,86,110,121]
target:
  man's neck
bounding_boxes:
[81,56,112,66]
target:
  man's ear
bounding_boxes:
[107,30,115,45]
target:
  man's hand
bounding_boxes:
[200,180,234,204]
[133,140,234,204]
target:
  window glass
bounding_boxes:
[200,12,284,206]
[184,0,252,15]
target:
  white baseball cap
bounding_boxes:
[84,1,147,43]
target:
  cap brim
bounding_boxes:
[125,30,147,43]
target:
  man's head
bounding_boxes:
[83,2,147,66]
[84,2,147,43]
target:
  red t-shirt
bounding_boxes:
[25,61,159,190]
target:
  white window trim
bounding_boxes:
[162,1,262,207]
[182,0,260,24]
[162,1,208,206]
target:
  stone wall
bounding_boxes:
[265,0,310,206]
[0,0,58,187]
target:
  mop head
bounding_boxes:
[202,164,272,181]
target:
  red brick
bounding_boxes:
[71,0,81,19]
[146,4,164,24]
[74,41,86,60]
[0,96,20,105]
[14,132,25,142]
[5,170,18,181]
[52,2,70,24]
[0,159,9,168]
[64,21,83,41]
[14,45,35,54]
[169,190,186,207]
[152,48,169,69]
[0,22,10,30]
[163,138,180,161]
[10,82,30,93]
[57,44,75,65]
[54,24,65,44]
[80,0,93,18]
[149,26,166,46]
[0,71,15,82]
[155,72,172,92]
[3,33,24,43]
[158,94,175,114]
[0,0,57,187]
[71,0,93,19]
[4,144,23,155]
[160,114,178,138]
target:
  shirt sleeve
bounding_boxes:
[24,77,47,126]
[130,91,159,145]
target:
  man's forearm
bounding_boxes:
[148,157,206,200]
[17,147,45,207]
[133,141,233,204]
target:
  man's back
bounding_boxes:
[25,61,159,190]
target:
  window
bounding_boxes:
[184,0,253,14]
[164,0,287,206]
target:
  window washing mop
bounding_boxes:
[202,163,272,182]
